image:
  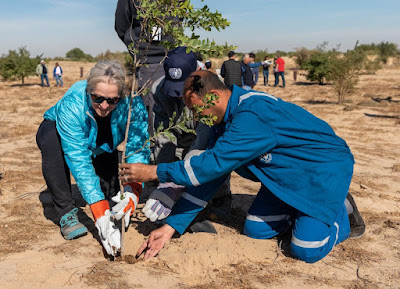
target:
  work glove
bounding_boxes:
[142,182,185,222]
[90,200,121,256]
[111,183,141,229]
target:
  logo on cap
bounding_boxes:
[169,68,182,80]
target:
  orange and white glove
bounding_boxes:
[111,182,141,229]
[90,200,121,256]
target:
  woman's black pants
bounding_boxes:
[36,120,119,219]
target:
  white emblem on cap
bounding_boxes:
[169,68,182,80]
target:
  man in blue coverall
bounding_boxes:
[119,70,366,263]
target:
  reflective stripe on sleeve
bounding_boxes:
[291,235,330,249]
[238,92,278,105]
[246,214,290,223]
[181,192,208,208]
[291,221,339,249]
[184,158,200,186]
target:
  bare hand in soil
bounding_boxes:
[136,224,176,260]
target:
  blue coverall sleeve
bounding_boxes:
[159,107,278,233]
[158,108,277,186]
[249,62,262,68]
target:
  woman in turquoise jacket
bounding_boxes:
[36,60,150,256]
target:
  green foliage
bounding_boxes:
[52,56,66,61]
[66,48,94,61]
[330,43,382,103]
[125,92,218,160]
[274,50,288,57]
[252,49,270,62]
[293,47,317,68]
[122,0,234,174]
[302,49,334,84]
[354,42,399,64]
[363,57,382,74]
[193,93,219,126]
[297,42,380,102]
[329,49,362,103]
[356,43,380,54]
[0,46,40,84]
[129,0,235,66]
[96,50,130,63]
[376,41,399,64]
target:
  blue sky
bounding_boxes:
[0,0,399,58]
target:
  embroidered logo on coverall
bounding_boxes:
[259,153,272,164]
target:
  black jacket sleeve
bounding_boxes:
[115,0,136,45]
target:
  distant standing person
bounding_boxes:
[274,53,285,88]
[220,51,242,87]
[262,56,272,86]
[251,57,260,86]
[53,62,64,87]
[205,60,212,71]
[241,53,262,90]
[195,52,206,70]
[36,60,50,87]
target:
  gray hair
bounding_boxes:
[242,53,250,61]
[86,60,126,97]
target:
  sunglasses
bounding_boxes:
[90,93,121,105]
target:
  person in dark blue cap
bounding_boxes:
[152,46,198,166]
[142,47,232,231]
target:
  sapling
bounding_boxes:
[116,0,234,257]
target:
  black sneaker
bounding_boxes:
[208,194,232,220]
[346,193,366,239]
[188,220,217,234]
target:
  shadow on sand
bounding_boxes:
[10,83,42,88]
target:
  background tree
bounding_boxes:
[295,42,380,103]
[293,47,317,68]
[0,46,40,84]
[302,53,334,84]
[66,48,94,61]
[330,43,379,104]
[353,41,399,64]
[376,41,399,64]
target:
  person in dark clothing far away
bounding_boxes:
[241,53,262,90]
[220,51,242,87]
[36,60,50,87]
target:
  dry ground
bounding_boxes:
[0,60,399,288]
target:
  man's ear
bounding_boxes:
[208,90,220,102]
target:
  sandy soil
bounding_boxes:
[0,60,399,289]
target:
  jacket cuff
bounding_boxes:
[157,163,171,183]
[124,182,143,196]
[89,200,110,221]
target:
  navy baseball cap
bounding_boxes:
[163,46,197,97]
